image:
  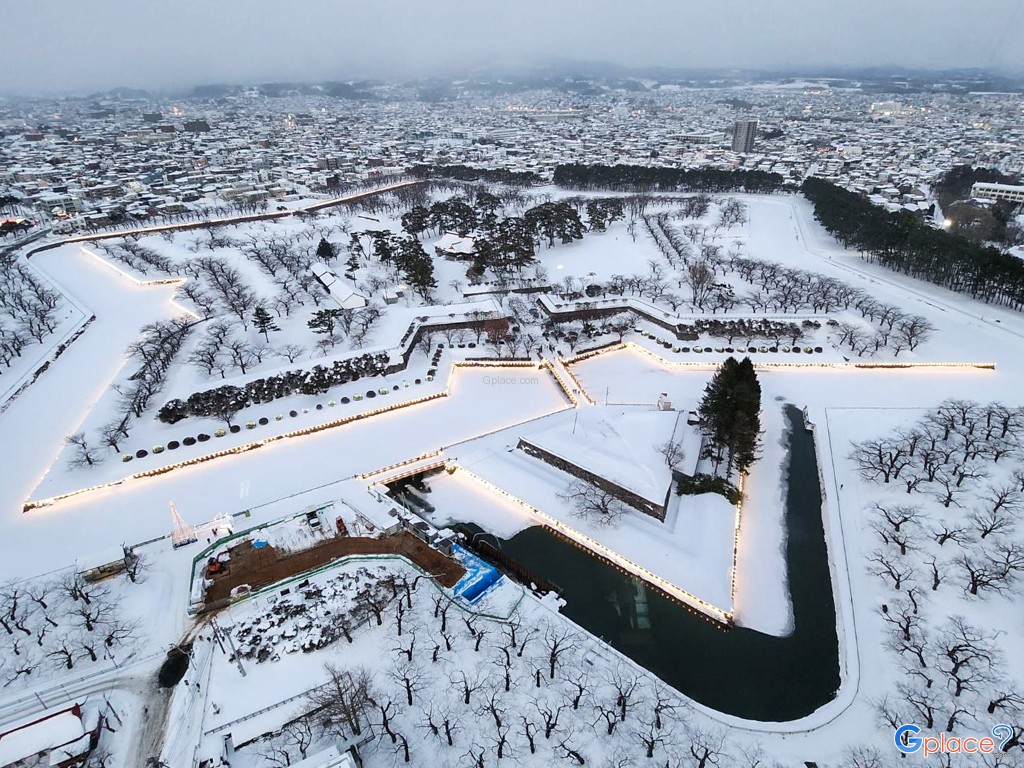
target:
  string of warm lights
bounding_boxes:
[538,360,582,406]
[448,462,734,626]
[555,361,596,405]
[729,474,746,609]
[367,459,450,488]
[23,390,450,511]
[562,343,629,365]
[78,246,201,319]
[24,360,569,512]
[357,450,444,480]
[572,340,995,372]
[59,182,421,244]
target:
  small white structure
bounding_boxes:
[288,745,361,768]
[971,181,1024,205]
[171,501,198,548]
[310,263,367,310]
[657,392,673,411]
[433,232,477,259]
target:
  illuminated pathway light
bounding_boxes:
[24,360,564,512]
[447,462,735,626]
[565,341,995,372]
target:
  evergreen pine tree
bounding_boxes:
[316,237,335,262]
[697,356,760,475]
[252,306,280,342]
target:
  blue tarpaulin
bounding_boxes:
[451,544,502,604]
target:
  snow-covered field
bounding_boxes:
[2,187,1024,767]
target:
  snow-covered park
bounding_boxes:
[1,183,1023,767]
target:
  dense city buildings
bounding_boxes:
[2,79,1022,239]
[1,62,1024,768]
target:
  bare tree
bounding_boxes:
[450,669,485,705]
[72,598,116,633]
[276,343,306,364]
[257,740,293,768]
[543,625,579,680]
[565,669,590,711]
[842,745,886,768]
[65,433,103,468]
[955,543,1024,596]
[59,572,107,606]
[420,698,460,748]
[593,701,620,736]
[686,726,726,768]
[375,694,400,745]
[558,480,627,526]
[390,658,426,707]
[893,315,934,355]
[305,664,376,738]
[608,666,641,722]
[99,421,130,453]
[936,616,997,698]
[984,685,1024,716]
[868,550,913,591]
[123,551,148,584]
[47,633,77,670]
[632,717,671,759]
[657,439,686,468]
[969,505,1019,541]
[849,438,909,484]
[555,731,587,765]
[281,717,316,762]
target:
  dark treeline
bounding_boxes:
[698,356,761,476]
[409,164,541,186]
[802,178,1024,311]
[158,351,390,425]
[553,164,788,194]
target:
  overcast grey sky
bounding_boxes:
[2,0,1022,94]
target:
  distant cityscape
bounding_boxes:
[2,73,1022,238]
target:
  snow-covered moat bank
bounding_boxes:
[482,405,840,721]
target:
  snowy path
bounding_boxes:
[0,358,567,582]
[0,245,185,569]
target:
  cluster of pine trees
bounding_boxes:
[802,178,1024,310]
[158,352,390,424]
[697,357,762,475]
[410,164,541,185]
[553,164,787,194]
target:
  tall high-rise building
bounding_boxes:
[731,119,758,153]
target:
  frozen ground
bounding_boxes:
[3,189,1024,766]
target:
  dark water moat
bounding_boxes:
[485,405,840,721]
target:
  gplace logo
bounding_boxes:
[894,724,1014,757]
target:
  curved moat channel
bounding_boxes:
[482,405,840,722]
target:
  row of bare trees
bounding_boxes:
[856,401,1024,756]
[0,568,142,687]
[0,261,63,369]
[66,317,193,467]
[238,563,766,768]
[636,199,933,359]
